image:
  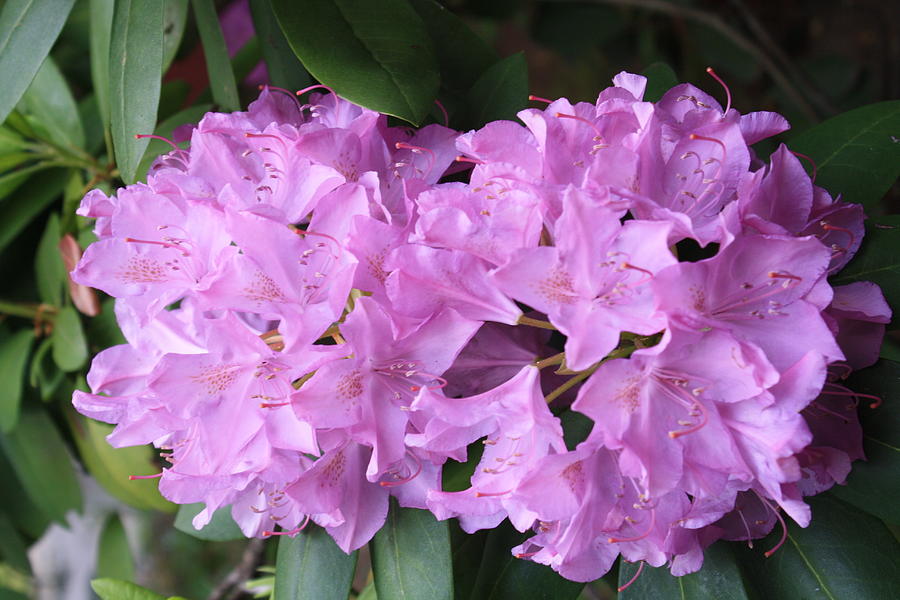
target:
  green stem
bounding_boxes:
[0,300,55,320]
[534,352,566,370]
[518,315,557,330]
[543,344,637,404]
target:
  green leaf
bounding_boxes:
[0,152,35,173]
[469,520,584,600]
[51,306,87,372]
[0,450,51,538]
[174,502,244,541]
[162,1,190,74]
[192,0,240,112]
[734,494,900,599]
[28,337,63,402]
[618,542,751,599]
[109,0,165,184]
[272,0,439,125]
[249,0,313,91]
[408,0,497,94]
[0,162,51,205]
[34,213,65,307]
[0,330,32,433]
[831,215,900,327]
[371,500,453,600]
[89,0,115,145]
[0,512,30,572]
[0,165,66,251]
[641,62,678,103]
[69,415,174,513]
[463,53,528,127]
[97,515,135,581]
[0,0,77,124]
[273,524,358,600]
[789,101,900,211]
[449,523,487,600]
[0,408,81,523]
[828,359,900,523]
[91,578,165,600]
[19,57,85,150]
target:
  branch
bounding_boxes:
[206,538,267,600]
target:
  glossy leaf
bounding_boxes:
[249,0,313,91]
[91,579,165,600]
[618,542,751,599]
[51,306,87,372]
[0,408,82,523]
[89,0,115,141]
[174,503,244,541]
[450,523,488,600]
[371,500,453,600]
[0,330,33,433]
[192,0,240,112]
[831,215,900,327]
[828,359,900,523]
[69,415,174,513]
[162,0,190,74]
[789,100,900,211]
[19,57,85,150]
[641,62,679,103]
[34,213,65,307]
[469,520,584,600]
[0,0,77,124]
[97,515,135,581]
[109,0,165,184]
[408,0,497,94]
[735,494,900,599]
[272,0,439,124]
[273,524,358,600]
[464,52,528,127]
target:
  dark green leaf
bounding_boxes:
[97,515,135,581]
[273,524,358,600]
[0,330,32,433]
[0,408,81,523]
[272,0,439,124]
[618,542,751,599]
[27,337,63,402]
[69,415,174,513]
[372,500,452,600]
[734,494,900,599]
[51,306,87,372]
[109,0,165,184]
[162,0,190,74]
[828,359,900,523]
[174,502,244,541]
[469,520,583,600]
[408,0,497,94]
[789,101,900,211]
[0,0,77,124]
[641,62,679,103]
[0,512,30,572]
[91,578,165,600]
[0,167,64,253]
[450,522,487,600]
[464,53,528,127]
[0,450,51,538]
[250,0,312,91]
[831,215,900,327]
[0,152,35,173]
[89,0,115,143]
[0,163,51,204]
[34,214,65,307]
[18,57,85,150]
[192,0,240,112]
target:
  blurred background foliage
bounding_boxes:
[0,1,897,599]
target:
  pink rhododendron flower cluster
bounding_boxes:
[72,73,889,582]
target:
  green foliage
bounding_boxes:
[0,330,33,433]
[272,0,439,125]
[192,0,240,112]
[109,0,165,184]
[371,500,453,600]
[618,543,751,599]
[789,101,900,212]
[462,52,528,126]
[273,525,358,600]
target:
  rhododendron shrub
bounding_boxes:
[71,71,891,585]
